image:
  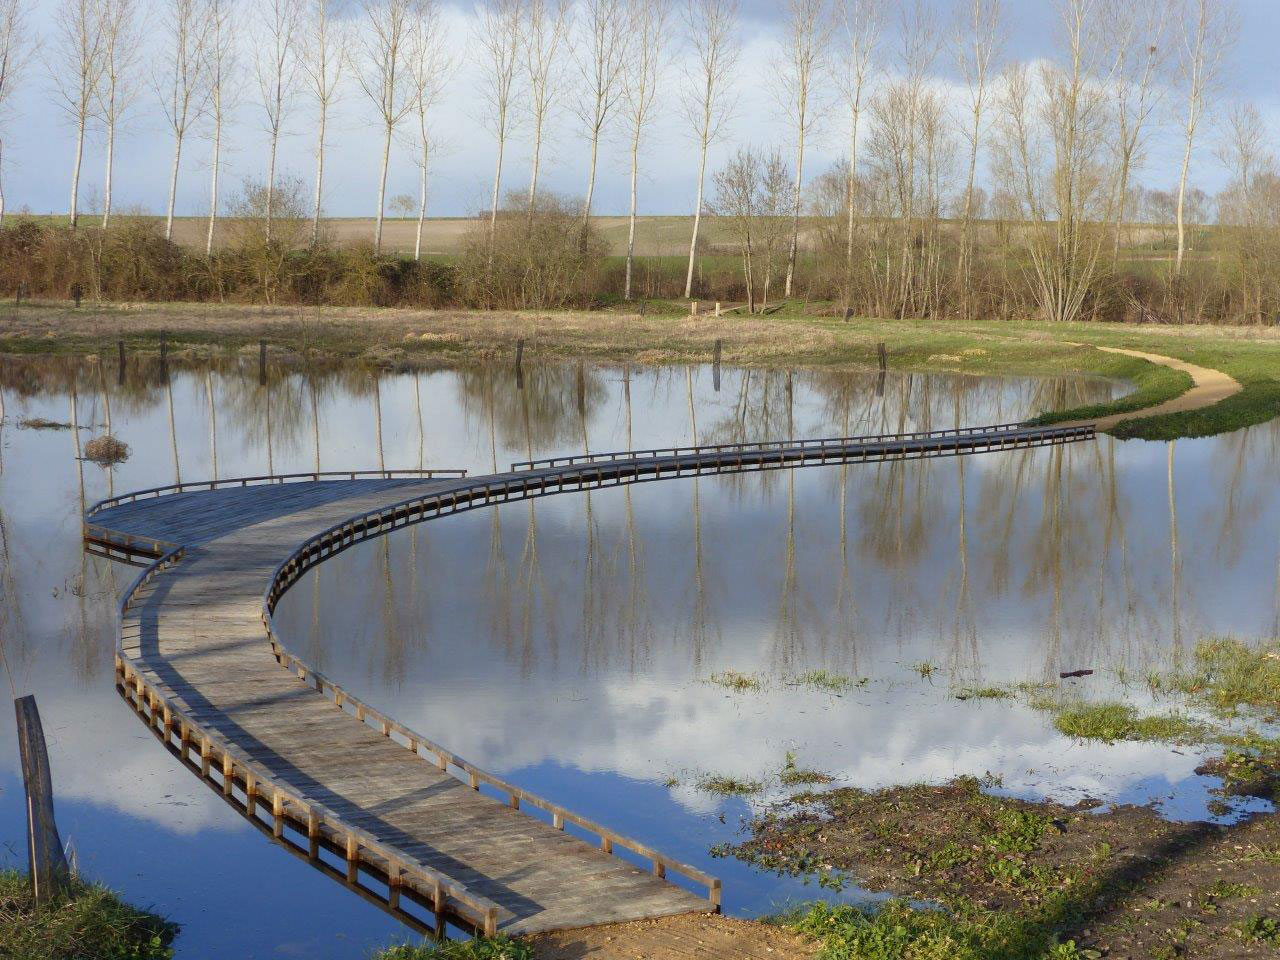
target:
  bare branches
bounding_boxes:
[51,0,105,228]
[352,0,417,251]
[573,0,629,219]
[300,0,347,245]
[254,0,304,241]
[833,0,882,266]
[95,0,141,227]
[408,0,453,260]
[156,0,210,241]
[204,0,237,254]
[522,0,571,215]
[681,0,740,299]
[475,0,523,252]
[0,0,32,226]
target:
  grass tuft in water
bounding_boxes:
[1161,637,1280,717]
[794,669,860,693]
[373,937,533,959]
[1050,702,1207,745]
[0,868,178,960]
[954,685,1014,701]
[706,670,763,692]
[779,752,834,787]
[910,661,939,680]
[696,774,763,796]
[17,417,72,430]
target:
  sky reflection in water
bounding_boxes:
[0,358,1277,956]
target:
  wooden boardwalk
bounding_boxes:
[85,423,1093,938]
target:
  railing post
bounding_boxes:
[14,696,71,904]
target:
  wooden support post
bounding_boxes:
[432,879,445,938]
[600,836,612,854]
[259,340,267,385]
[245,772,257,816]
[345,835,359,883]
[714,301,721,317]
[307,811,319,860]
[515,339,525,391]
[652,860,666,878]
[710,878,723,912]
[14,696,71,904]
[690,300,698,316]
[388,863,402,910]
[272,791,284,837]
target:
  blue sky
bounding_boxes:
[7,0,1279,220]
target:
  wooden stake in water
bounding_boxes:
[14,696,71,904]
[877,341,887,371]
[117,340,126,386]
[515,339,525,391]
[713,339,722,393]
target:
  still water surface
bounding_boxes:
[1,358,1277,956]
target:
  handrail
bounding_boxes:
[116,547,505,936]
[87,469,469,518]
[509,421,1035,470]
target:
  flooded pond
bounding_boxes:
[1,356,1277,957]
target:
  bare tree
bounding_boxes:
[157,0,209,242]
[1103,0,1168,259]
[95,0,140,228]
[681,0,739,299]
[833,0,881,269]
[621,0,671,299]
[0,0,35,228]
[255,0,303,242]
[51,0,104,229]
[1173,0,1236,274]
[573,0,628,223]
[407,0,452,260]
[476,0,522,255]
[952,0,1002,317]
[352,0,416,252]
[775,0,829,298]
[521,0,570,219]
[204,0,236,255]
[712,147,762,312]
[300,0,346,246]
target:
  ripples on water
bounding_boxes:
[0,357,1277,956]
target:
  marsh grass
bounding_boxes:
[954,685,1015,701]
[0,869,177,960]
[793,669,860,693]
[83,434,130,464]
[910,661,939,681]
[1159,637,1280,716]
[696,774,764,797]
[373,937,533,960]
[1049,702,1207,745]
[706,670,763,692]
[779,752,834,788]
[17,417,72,430]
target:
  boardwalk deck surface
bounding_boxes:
[87,424,1093,936]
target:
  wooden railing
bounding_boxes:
[510,421,1038,470]
[87,469,469,519]
[116,548,506,937]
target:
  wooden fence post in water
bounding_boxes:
[117,340,126,385]
[713,339,722,393]
[515,339,525,391]
[14,696,71,904]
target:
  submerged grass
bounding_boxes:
[696,774,764,797]
[779,752,835,788]
[373,937,533,960]
[0,869,177,960]
[1049,702,1208,745]
[706,670,763,692]
[794,670,860,693]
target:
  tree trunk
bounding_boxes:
[1175,125,1194,275]
[165,133,184,242]
[266,130,279,244]
[415,141,428,262]
[311,106,327,248]
[0,140,6,230]
[527,120,543,225]
[488,128,505,257]
[69,120,86,230]
[784,125,806,298]
[845,103,861,268]
[684,134,709,300]
[624,129,640,301]
[102,118,116,229]
[375,122,392,253]
[207,108,222,257]
[583,127,600,222]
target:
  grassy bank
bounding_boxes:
[2,300,1278,440]
[0,869,177,960]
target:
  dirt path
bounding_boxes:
[525,913,817,960]
[1066,345,1242,430]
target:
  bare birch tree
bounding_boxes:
[621,0,671,299]
[833,0,881,269]
[95,0,139,228]
[51,0,104,229]
[203,0,236,255]
[352,0,415,252]
[255,0,303,242]
[574,0,628,223]
[1101,0,1168,259]
[775,0,829,297]
[952,0,1002,318]
[157,0,209,241]
[0,0,34,228]
[1173,0,1236,274]
[681,0,739,299]
[521,0,570,218]
[300,0,346,246]
[407,0,451,261]
[476,0,522,254]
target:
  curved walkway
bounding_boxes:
[87,425,1091,938]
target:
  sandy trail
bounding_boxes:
[1062,344,1242,430]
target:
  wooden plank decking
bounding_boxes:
[86,423,1094,938]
